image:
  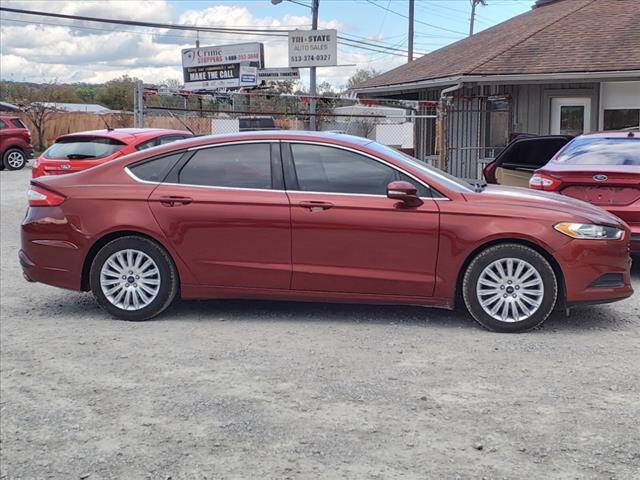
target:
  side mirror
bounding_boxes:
[387,180,423,207]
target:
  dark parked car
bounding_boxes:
[529,131,640,254]
[0,115,33,170]
[21,132,633,332]
[483,135,572,187]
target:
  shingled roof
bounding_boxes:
[357,0,640,90]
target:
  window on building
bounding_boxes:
[603,109,640,131]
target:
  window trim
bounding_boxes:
[284,140,447,200]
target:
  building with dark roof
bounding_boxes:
[353,0,640,178]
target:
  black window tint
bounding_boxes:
[179,143,272,189]
[129,153,183,182]
[11,118,27,129]
[136,138,160,151]
[291,144,431,196]
[505,139,569,168]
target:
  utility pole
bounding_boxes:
[408,0,414,62]
[309,0,319,131]
[469,0,486,37]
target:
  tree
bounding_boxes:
[17,82,62,151]
[345,68,380,90]
[74,84,100,104]
[95,75,138,111]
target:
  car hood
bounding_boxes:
[471,185,625,227]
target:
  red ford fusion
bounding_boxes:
[529,131,640,254]
[32,128,192,178]
[20,132,633,332]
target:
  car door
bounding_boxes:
[147,141,291,289]
[284,142,440,297]
[484,136,571,186]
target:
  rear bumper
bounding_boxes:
[554,237,633,305]
[20,206,84,291]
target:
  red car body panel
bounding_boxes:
[32,128,192,178]
[0,115,33,158]
[20,131,633,312]
[531,131,640,253]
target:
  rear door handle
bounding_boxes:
[159,195,193,207]
[299,200,334,211]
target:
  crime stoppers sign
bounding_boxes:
[288,29,337,68]
[182,43,264,90]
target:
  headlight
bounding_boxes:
[554,223,624,240]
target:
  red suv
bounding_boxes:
[32,128,193,178]
[0,115,33,170]
[529,131,640,254]
[20,132,633,332]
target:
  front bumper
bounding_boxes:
[554,236,633,306]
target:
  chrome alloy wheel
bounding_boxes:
[475,258,544,323]
[100,249,160,311]
[6,151,25,168]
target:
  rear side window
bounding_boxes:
[554,138,640,166]
[136,138,160,151]
[179,143,272,189]
[129,153,184,182]
[0,119,7,130]
[10,118,27,129]
[44,136,125,160]
[502,138,569,168]
[290,143,431,197]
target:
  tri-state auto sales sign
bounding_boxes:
[288,29,337,68]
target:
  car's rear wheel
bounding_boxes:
[462,244,558,332]
[3,148,26,170]
[89,236,178,321]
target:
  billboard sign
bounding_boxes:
[288,29,337,68]
[182,43,264,90]
[257,67,300,82]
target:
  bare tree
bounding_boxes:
[18,83,61,151]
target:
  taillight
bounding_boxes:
[27,186,65,207]
[529,173,561,191]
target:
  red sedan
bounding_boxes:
[20,132,633,332]
[32,128,192,178]
[529,131,640,254]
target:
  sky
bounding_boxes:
[0,0,532,88]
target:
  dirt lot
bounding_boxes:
[1,167,639,479]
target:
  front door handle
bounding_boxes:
[299,200,334,211]
[159,195,193,207]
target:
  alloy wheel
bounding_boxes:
[6,151,25,168]
[475,257,544,323]
[100,249,161,311]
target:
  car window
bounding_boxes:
[553,138,640,166]
[179,143,272,189]
[290,143,431,197]
[0,119,7,130]
[129,153,184,183]
[135,138,161,151]
[43,136,125,160]
[11,118,27,129]
[158,135,188,145]
[502,138,569,168]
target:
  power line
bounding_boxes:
[0,6,428,57]
[363,0,467,35]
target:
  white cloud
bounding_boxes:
[0,0,401,88]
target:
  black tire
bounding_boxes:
[462,244,558,333]
[89,236,179,321]
[2,148,27,170]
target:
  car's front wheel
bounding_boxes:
[3,148,27,170]
[89,236,179,321]
[462,244,558,332]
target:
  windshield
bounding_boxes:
[553,137,640,166]
[44,136,125,160]
[367,142,474,192]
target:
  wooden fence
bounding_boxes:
[17,112,213,150]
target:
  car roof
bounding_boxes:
[56,128,192,144]
[576,130,640,139]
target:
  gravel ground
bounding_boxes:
[1,167,639,480]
